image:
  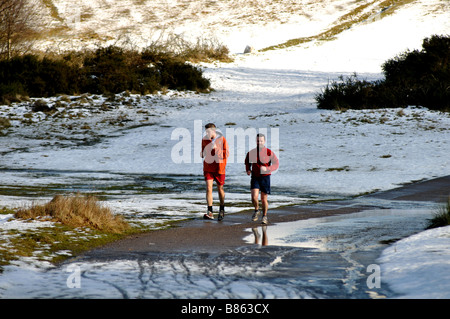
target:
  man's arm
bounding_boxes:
[268,150,279,173]
[245,152,252,175]
[218,137,229,161]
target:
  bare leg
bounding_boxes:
[261,192,268,216]
[262,226,268,246]
[206,179,214,207]
[217,184,225,206]
[251,188,259,210]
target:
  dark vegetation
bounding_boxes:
[0,45,214,104]
[315,35,450,112]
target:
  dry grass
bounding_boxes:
[181,37,233,63]
[144,33,233,63]
[427,197,450,229]
[15,194,129,234]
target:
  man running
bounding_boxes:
[201,123,229,221]
[245,133,279,224]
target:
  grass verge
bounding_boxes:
[0,194,146,270]
[15,194,129,233]
[427,197,450,229]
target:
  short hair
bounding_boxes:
[256,133,265,140]
[205,123,216,130]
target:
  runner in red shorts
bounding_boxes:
[201,123,229,221]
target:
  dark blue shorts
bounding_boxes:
[251,175,271,194]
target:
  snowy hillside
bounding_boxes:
[41,0,397,50]
[38,0,448,57]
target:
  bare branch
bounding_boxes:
[0,0,43,59]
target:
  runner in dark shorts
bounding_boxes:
[250,175,271,195]
[245,134,279,224]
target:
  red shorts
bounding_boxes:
[204,172,226,185]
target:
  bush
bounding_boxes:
[382,35,450,110]
[315,74,381,110]
[0,45,212,101]
[316,35,450,111]
[80,46,153,94]
[158,58,211,91]
[0,55,80,99]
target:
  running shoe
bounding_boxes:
[261,216,268,225]
[252,209,261,222]
[203,211,214,220]
[218,209,225,221]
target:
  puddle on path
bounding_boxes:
[0,205,435,299]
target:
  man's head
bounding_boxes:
[256,133,265,148]
[205,123,217,139]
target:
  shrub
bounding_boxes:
[315,35,450,111]
[0,82,27,104]
[158,58,210,91]
[0,54,80,99]
[382,35,450,111]
[316,74,381,110]
[31,99,54,112]
[0,45,212,101]
[81,46,210,94]
[81,46,140,94]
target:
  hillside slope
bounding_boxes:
[37,0,448,54]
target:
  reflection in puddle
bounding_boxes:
[245,208,435,251]
[250,226,269,246]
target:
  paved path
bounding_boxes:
[89,175,450,256]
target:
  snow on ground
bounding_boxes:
[378,225,450,299]
[243,206,449,298]
[0,0,449,298]
[245,0,450,73]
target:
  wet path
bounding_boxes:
[0,200,438,299]
[0,176,448,299]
